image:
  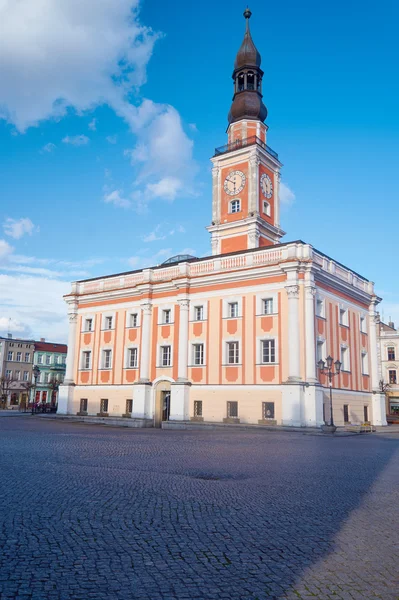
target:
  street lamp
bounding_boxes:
[318,355,342,433]
[32,365,40,415]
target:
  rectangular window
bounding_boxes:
[263,200,271,216]
[193,344,204,366]
[388,347,395,361]
[361,352,369,375]
[24,352,30,362]
[317,340,325,362]
[125,399,133,414]
[161,345,171,367]
[80,398,88,413]
[227,341,239,364]
[343,404,349,423]
[339,308,348,326]
[227,401,238,418]
[130,313,138,327]
[262,402,275,420]
[194,306,203,321]
[228,302,238,318]
[230,199,241,213]
[44,373,49,383]
[5,369,12,379]
[100,398,108,414]
[360,316,366,333]
[82,351,91,370]
[7,351,13,361]
[45,355,51,365]
[261,340,275,364]
[340,347,349,371]
[102,349,112,369]
[85,318,93,332]
[15,370,20,381]
[194,400,203,417]
[128,348,138,368]
[364,405,369,423]
[389,370,397,384]
[105,316,113,330]
[38,354,43,364]
[162,309,171,324]
[263,298,273,315]
[16,352,22,362]
[316,299,324,318]
[23,371,29,381]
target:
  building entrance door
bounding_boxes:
[162,391,171,422]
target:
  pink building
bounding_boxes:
[58,10,386,428]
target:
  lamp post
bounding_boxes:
[32,365,40,415]
[317,355,342,433]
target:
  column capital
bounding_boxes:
[211,166,220,176]
[305,285,317,299]
[177,298,190,310]
[68,312,78,323]
[285,284,300,299]
[140,302,153,315]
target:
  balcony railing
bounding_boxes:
[214,135,279,160]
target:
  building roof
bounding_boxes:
[34,341,67,353]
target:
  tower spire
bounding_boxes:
[228,8,267,125]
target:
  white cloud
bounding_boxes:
[280,182,296,207]
[0,274,69,342]
[188,123,198,132]
[127,248,172,269]
[0,239,14,261]
[142,222,186,242]
[103,189,131,209]
[62,134,90,146]
[106,135,118,144]
[88,118,97,131]
[41,142,56,153]
[146,177,183,201]
[3,218,36,240]
[0,0,159,132]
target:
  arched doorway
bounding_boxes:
[153,379,172,427]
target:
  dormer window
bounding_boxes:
[230,199,241,214]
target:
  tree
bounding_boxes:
[0,374,16,409]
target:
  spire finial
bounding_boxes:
[243,7,252,20]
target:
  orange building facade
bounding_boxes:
[58,10,386,428]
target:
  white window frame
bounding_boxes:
[102,312,115,331]
[24,352,30,362]
[262,200,271,216]
[263,298,274,315]
[361,352,369,375]
[339,306,349,327]
[194,306,204,321]
[85,318,93,332]
[230,199,241,214]
[388,369,397,384]
[228,302,239,318]
[192,343,205,366]
[127,347,138,369]
[129,313,138,328]
[340,345,350,372]
[44,372,49,383]
[316,297,325,318]
[101,349,112,370]
[162,309,171,324]
[23,371,29,381]
[16,352,22,362]
[158,304,175,325]
[223,296,242,319]
[5,369,12,379]
[255,292,278,316]
[359,315,367,333]
[45,355,51,365]
[160,345,172,367]
[7,351,13,361]
[226,340,240,365]
[37,354,43,364]
[316,339,326,363]
[15,370,21,381]
[260,339,276,364]
[81,350,92,370]
[387,346,396,361]
[190,302,208,322]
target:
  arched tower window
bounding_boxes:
[247,71,255,90]
[238,73,245,92]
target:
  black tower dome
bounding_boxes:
[228,9,267,125]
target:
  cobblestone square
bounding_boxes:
[0,417,398,599]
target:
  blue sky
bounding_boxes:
[0,0,398,342]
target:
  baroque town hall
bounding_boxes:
[59,10,387,428]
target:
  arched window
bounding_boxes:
[247,71,255,90]
[237,74,245,92]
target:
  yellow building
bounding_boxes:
[58,10,386,429]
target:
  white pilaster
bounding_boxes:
[369,299,387,426]
[305,285,317,382]
[274,171,281,229]
[177,298,190,381]
[285,283,301,382]
[211,165,221,225]
[138,302,152,382]
[58,300,78,414]
[248,153,260,216]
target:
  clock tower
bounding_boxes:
[207,8,285,256]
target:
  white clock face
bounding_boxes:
[260,173,273,199]
[224,170,246,196]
